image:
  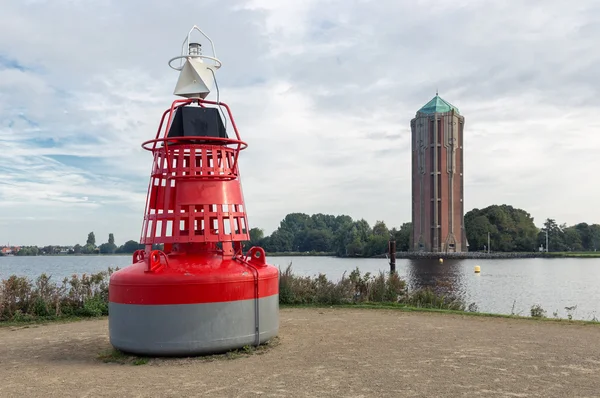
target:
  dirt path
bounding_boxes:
[1,308,600,397]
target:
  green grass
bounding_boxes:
[97,348,150,365]
[542,251,600,258]
[96,337,280,365]
[5,303,598,334]
[0,315,100,328]
[280,302,600,326]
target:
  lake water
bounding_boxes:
[1,255,599,321]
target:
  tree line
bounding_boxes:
[465,205,600,253]
[10,232,161,256]
[6,204,599,257]
[246,213,412,257]
[247,206,599,255]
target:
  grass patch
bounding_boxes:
[97,348,149,365]
[542,252,600,258]
[96,337,280,365]
[174,337,281,363]
[132,357,150,366]
[281,302,600,325]
[217,338,280,360]
[0,315,93,328]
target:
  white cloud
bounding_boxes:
[0,0,599,246]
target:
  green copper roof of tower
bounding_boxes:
[418,94,460,115]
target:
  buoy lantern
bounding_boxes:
[439,258,444,264]
[108,26,279,356]
[474,265,481,273]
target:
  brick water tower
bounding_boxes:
[410,93,467,253]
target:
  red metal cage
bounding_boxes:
[139,98,251,253]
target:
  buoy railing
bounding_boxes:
[141,136,248,181]
[138,97,251,247]
[147,98,244,175]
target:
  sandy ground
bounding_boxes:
[2,308,600,398]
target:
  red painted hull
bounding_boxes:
[109,253,279,305]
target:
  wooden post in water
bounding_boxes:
[388,240,397,273]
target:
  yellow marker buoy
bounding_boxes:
[439,258,444,264]
[474,265,481,273]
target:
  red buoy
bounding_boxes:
[108,26,279,356]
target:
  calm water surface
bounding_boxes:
[1,255,599,321]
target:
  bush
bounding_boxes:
[0,268,118,322]
[278,264,356,305]
[278,263,465,310]
[530,304,546,318]
[403,287,466,311]
[1,264,467,323]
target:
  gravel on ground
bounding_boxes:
[1,307,600,398]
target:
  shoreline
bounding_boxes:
[3,251,599,259]
[4,264,598,325]
[3,303,599,328]
[375,251,600,259]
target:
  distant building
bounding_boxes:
[1,246,20,255]
[410,94,467,252]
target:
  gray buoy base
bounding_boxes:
[108,295,279,356]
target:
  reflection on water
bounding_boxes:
[2,254,600,321]
[405,258,464,293]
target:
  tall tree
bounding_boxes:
[394,222,412,251]
[116,240,144,254]
[465,205,538,252]
[86,232,96,246]
[246,227,264,248]
[372,220,389,237]
[539,218,567,252]
[100,233,117,254]
[563,227,583,251]
[590,225,600,251]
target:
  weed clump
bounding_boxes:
[0,268,119,322]
[530,304,546,318]
[279,263,466,310]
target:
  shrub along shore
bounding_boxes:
[0,265,468,323]
[0,265,597,325]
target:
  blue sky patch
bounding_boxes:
[17,113,39,127]
[23,137,55,148]
[0,54,32,72]
[46,154,103,170]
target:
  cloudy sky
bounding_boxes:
[0,0,598,247]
